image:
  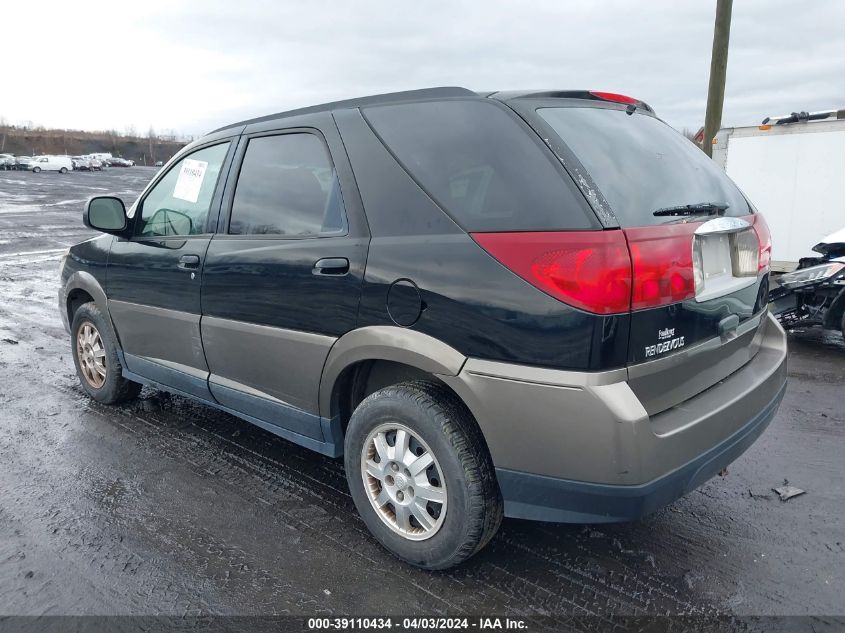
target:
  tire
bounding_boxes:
[841,311,845,341]
[32,166,41,173]
[59,167,68,174]
[345,381,503,570]
[71,302,141,404]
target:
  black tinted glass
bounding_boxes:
[537,107,749,227]
[230,133,347,237]
[364,100,594,232]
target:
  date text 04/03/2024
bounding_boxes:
[306,616,528,630]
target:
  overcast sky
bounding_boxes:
[2,0,842,137]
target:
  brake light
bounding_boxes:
[472,220,759,314]
[470,231,632,315]
[730,229,760,277]
[624,224,698,310]
[750,214,771,272]
[589,91,640,106]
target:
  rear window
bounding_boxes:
[363,100,595,231]
[537,106,750,227]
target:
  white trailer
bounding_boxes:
[712,111,845,272]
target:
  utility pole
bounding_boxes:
[703,0,733,158]
[148,126,156,165]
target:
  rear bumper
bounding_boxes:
[440,312,788,523]
[496,381,784,522]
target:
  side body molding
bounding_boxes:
[318,326,467,418]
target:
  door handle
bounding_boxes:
[313,257,349,276]
[178,254,201,269]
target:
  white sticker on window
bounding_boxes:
[172,159,208,203]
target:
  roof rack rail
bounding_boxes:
[211,87,476,133]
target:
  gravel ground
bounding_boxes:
[0,169,843,620]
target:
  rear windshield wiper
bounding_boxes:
[652,202,729,217]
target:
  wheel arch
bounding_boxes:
[319,326,467,422]
[65,271,122,349]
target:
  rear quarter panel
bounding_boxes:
[334,106,628,370]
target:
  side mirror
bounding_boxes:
[144,208,193,237]
[84,196,128,234]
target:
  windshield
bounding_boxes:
[536,106,750,227]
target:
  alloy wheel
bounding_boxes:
[361,423,447,541]
[76,321,107,388]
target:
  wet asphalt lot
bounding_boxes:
[0,168,843,620]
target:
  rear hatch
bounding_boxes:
[517,97,772,415]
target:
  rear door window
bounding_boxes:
[363,100,595,231]
[228,133,347,237]
[536,106,750,227]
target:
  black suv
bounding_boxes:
[60,87,787,569]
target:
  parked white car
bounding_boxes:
[30,155,74,173]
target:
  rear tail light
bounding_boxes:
[473,216,769,315]
[730,229,760,277]
[469,231,631,315]
[692,238,705,295]
[750,213,772,272]
[624,224,698,310]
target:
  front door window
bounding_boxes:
[136,142,230,237]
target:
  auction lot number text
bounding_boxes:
[308,617,527,630]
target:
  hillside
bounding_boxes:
[0,126,188,165]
